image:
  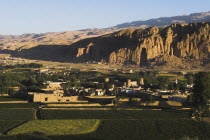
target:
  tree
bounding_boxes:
[157,77,169,90]
[192,72,210,118]
[185,74,194,85]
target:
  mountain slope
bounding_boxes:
[0,29,117,51]
[9,22,210,69]
[115,11,210,29]
[0,11,210,52]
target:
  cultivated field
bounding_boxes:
[0,102,209,140]
[0,121,25,135]
[50,119,210,140]
[0,109,35,120]
[0,96,26,102]
[41,109,189,120]
[0,103,39,108]
[8,120,100,135]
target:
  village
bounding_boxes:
[1,60,208,140]
[0,54,209,140]
[13,68,193,107]
[0,56,195,107]
[31,79,191,104]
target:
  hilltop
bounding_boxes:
[115,11,210,29]
[0,29,116,51]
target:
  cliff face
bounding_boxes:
[71,22,210,67]
[2,22,209,69]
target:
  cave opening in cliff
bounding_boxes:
[140,48,148,67]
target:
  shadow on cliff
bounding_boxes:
[0,35,137,63]
[0,45,77,63]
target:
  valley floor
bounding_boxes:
[0,103,210,140]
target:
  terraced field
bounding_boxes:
[41,109,189,120]
[8,120,100,135]
[2,119,210,140]
[67,119,210,140]
[0,109,35,120]
[0,96,26,101]
[0,103,36,136]
[0,103,39,108]
[49,119,210,140]
[0,105,209,140]
[0,121,25,135]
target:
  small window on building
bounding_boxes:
[66,99,70,102]
[45,98,48,101]
[58,99,61,101]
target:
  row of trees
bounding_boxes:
[4,63,43,69]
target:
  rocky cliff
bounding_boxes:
[70,22,210,68]
[1,11,210,53]
[1,22,210,69]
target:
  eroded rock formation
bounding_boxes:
[71,22,210,67]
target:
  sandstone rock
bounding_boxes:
[70,22,210,68]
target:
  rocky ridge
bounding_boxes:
[115,11,210,29]
[70,22,210,69]
[0,11,210,52]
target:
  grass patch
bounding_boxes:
[41,110,129,119]
[0,103,40,109]
[41,109,189,120]
[50,120,210,140]
[0,121,25,134]
[45,102,90,104]
[158,73,177,77]
[8,120,100,135]
[0,109,34,120]
[1,120,209,140]
[0,96,26,101]
[115,110,189,119]
[44,106,114,108]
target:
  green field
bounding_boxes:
[158,73,178,77]
[0,107,209,140]
[0,121,25,134]
[8,120,100,135]
[41,109,189,120]
[0,103,39,108]
[1,120,209,140]
[49,120,210,140]
[0,96,26,101]
[0,109,35,120]
[41,109,129,119]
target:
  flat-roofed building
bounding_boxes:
[32,91,79,103]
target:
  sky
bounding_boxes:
[0,0,209,35]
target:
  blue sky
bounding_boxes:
[0,0,209,35]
